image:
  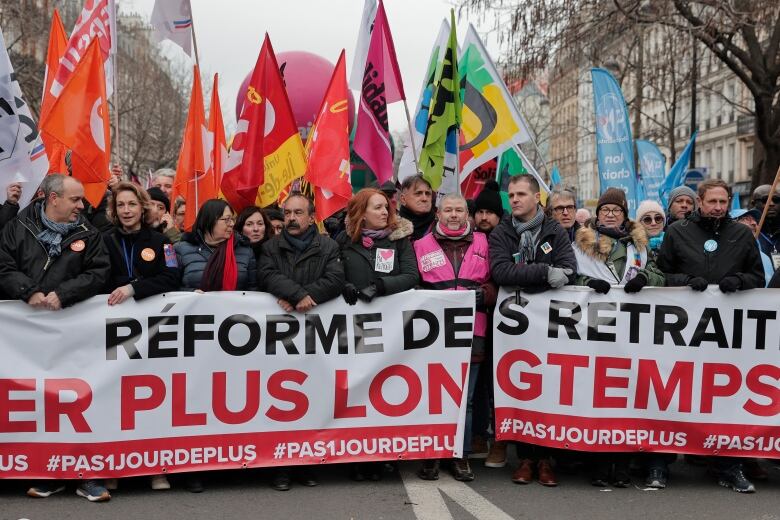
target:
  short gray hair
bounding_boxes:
[40,174,68,198]
[152,168,176,180]
[437,193,467,209]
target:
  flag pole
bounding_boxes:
[754,165,780,239]
[402,100,420,174]
[190,15,201,71]
[110,0,121,171]
[511,141,551,193]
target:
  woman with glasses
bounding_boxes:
[572,189,665,488]
[636,200,666,261]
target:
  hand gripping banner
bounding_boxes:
[0,290,473,479]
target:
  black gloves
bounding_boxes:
[358,284,378,303]
[474,288,485,307]
[623,273,647,293]
[342,283,359,305]
[587,279,611,294]
[719,275,742,293]
[687,276,708,292]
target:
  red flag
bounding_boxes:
[352,0,406,184]
[173,66,212,231]
[208,73,227,194]
[221,34,306,213]
[305,51,351,221]
[40,9,69,175]
[40,40,110,207]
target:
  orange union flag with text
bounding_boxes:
[221,34,306,212]
[39,40,110,206]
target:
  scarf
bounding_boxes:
[399,205,436,240]
[434,221,471,240]
[200,234,238,292]
[690,210,729,232]
[595,224,630,240]
[511,206,545,263]
[283,225,317,254]
[37,203,80,257]
[361,227,391,249]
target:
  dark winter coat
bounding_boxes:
[0,201,19,230]
[0,200,110,306]
[258,227,344,305]
[657,211,765,289]
[104,226,181,299]
[339,218,419,294]
[174,232,257,290]
[488,214,577,290]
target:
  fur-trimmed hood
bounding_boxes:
[574,220,648,261]
[389,217,414,241]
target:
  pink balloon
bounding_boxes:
[235,51,355,137]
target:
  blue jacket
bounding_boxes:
[174,232,257,290]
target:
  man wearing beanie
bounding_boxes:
[666,186,697,225]
[146,187,181,243]
[636,200,666,259]
[473,180,503,235]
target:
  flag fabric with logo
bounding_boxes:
[40,9,69,176]
[659,131,698,207]
[458,25,534,181]
[40,40,110,207]
[636,139,666,203]
[419,10,461,192]
[348,0,378,90]
[398,19,450,183]
[0,28,49,207]
[305,50,351,222]
[150,0,193,56]
[50,0,116,99]
[352,0,406,185]
[220,34,306,212]
[495,146,548,210]
[208,73,227,195]
[173,66,212,231]
[591,67,639,217]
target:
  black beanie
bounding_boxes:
[147,187,170,213]
[473,180,504,217]
[596,187,628,216]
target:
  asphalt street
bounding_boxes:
[3,453,780,520]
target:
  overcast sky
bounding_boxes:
[122,0,500,133]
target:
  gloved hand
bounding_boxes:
[342,283,359,305]
[718,275,742,293]
[623,273,647,293]
[547,267,574,289]
[474,288,485,307]
[587,278,611,294]
[687,276,708,292]
[358,284,378,303]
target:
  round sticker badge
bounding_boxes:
[703,239,718,253]
[141,248,156,261]
[69,240,85,252]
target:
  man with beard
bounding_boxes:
[750,184,780,270]
[658,179,764,493]
[666,186,698,226]
[257,193,345,491]
[472,180,503,236]
[399,174,436,241]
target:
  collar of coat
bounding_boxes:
[388,218,414,241]
[575,220,648,262]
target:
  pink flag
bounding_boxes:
[352,0,405,184]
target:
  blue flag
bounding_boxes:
[731,191,741,212]
[659,131,698,207]
[550,165,562,187]
[591,68,639,217]
[636,140,666,203]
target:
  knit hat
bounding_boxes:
[667,186,698,213]
[596,187,628,216]
[146,187,170,213]
[473,180,504,217]
[636,200,665,222]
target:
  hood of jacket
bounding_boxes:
[575,220,648,262]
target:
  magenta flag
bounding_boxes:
[353,0,405,184]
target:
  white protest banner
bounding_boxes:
[0,290,473,479]
[494,286,780,457]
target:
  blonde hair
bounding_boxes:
[109,182,151,227]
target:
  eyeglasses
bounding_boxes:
[756,196,780,205]
[598,207,624,216]
[218,216,235,224]
[641,215,664,225]
[552,205,576,214]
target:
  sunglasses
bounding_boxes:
[756,196,780,205]
[641,215,664,225]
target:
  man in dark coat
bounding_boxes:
[545,187,580,243]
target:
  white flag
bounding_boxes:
[348,0,377,90]
[151,0,194,57]
[0,28,48,208]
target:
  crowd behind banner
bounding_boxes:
[0,169,778,503]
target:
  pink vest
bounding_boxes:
[414,232,490,337]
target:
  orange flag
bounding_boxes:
[221,34,306,213]
[305,50,352,221]
[173,65,212,231]
[39,40,110,207]
[208,73,227,194]
[40,9,69,175]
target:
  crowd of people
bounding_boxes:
[0,167,777,502]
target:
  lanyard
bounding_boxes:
[120,238,135,279]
